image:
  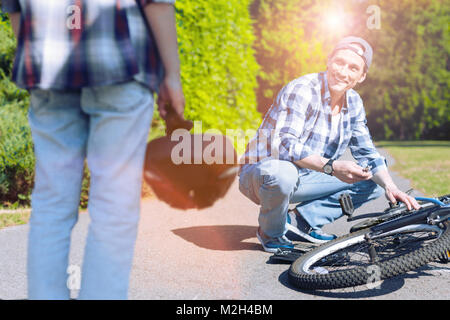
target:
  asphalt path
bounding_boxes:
[0,148,449,300]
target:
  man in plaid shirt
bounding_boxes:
[2,0,184,299]
[239,37,420,252]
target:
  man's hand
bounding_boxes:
[332,160,373,184]
[371,168,421,211]
[294,156,372,184]
[385,186,421,211]
[157,74,185,120]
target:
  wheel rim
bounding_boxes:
[301,224,444,275]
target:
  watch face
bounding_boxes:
[324,164,332,174]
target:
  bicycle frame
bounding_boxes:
[368,197,450,238]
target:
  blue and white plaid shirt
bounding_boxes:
[1,0,174,92]
[240,71,387,176]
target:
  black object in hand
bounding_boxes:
[143,104,238,210]
[164,105,193,136]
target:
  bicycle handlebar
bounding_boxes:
[414,197,449,207]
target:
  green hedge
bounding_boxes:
[250,0,329,114]
[0,1,261,208]
[175,0,260,132]
[0,101,33,207]
[0,16,34,208]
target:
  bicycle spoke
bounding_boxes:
[309,230,439,274]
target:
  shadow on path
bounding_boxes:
[172,225,260,251]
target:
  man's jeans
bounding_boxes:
[239,159,384,238]
[27,81,153,299]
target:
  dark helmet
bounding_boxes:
[143,114,238,210]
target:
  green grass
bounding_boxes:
[375,140,450,197]
[0,209,31,230]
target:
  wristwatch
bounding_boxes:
[323,159,334,175]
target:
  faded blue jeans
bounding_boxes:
[27,81,153,299]
[239,159,384,238]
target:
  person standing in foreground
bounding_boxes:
[239,36,420,253]
[2,0,184,299]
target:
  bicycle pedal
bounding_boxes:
[339,193,354,221]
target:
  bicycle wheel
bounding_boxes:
[288,221,450,290]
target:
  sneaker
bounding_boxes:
[286,209,337,244]
[256,227,294,253]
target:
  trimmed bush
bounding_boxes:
[175,0,261,133]
[0,15,33,207]
[0,101,33,207]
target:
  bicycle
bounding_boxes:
[284,194,450,290]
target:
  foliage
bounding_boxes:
[0,18,14,73]
[0,15,25,104]
[0,210,31,230]
[1,0,448,211]
[250,0,330,114]
[0,101,34,207]
[174,0,261,132]
[353,0,450,140]
[0,15,34,207]
[250,0,449,140]
[0,1,262,208]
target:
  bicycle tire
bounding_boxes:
[288,221,450,290]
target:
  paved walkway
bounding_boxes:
[0,149,449,299]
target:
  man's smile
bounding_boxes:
[330,73,349,86]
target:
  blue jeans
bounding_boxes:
[239,159,384,238]
[27,81,153,299]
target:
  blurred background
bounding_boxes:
[0,0,448,219]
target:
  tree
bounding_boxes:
[251,0,449,140]
[251,0,332,114]
[354,0,449,140]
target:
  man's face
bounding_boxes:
[327,47,367,93]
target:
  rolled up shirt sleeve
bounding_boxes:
[271,82,316,162]
[1,0,21,12]
[349,101,387,174]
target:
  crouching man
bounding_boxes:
[239,36,420,252]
